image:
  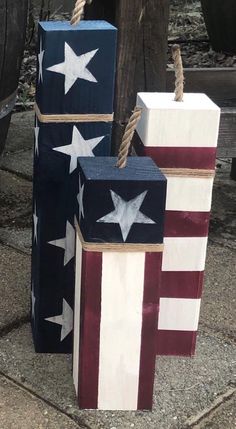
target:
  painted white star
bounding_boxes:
[45,298,73,342]
[38,38,45,83]
[53,126,105,174]
[97,190,155,241]
[31,286,36,320]
[48,221,75,266]
[33,204,38,243]
[77,174,84,221]
[34,119,39,156]
[47,42,98,94]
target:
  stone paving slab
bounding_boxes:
[1,149,33,180]
[0,374,82,429]
[0,170,32,229]
[201,243,236,341]
[3,111,34,154]
[0,227,32,254]
[195,393,236,429]
[0,245,30,333]
[0,324,235,429]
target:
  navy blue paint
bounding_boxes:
[32,19,116,353]
[78,157,167,244]
[36,21,117,114]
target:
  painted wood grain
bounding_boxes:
[158,298,201,331]
[162,237,208,272]
[73,235,83,394]
[165,176,214,212]
[98,252,145,410]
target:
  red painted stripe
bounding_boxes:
[133,133,216,170]
[138,252,162,410]
[156,330,197,356]
[78,250,102,409]
[164,211,210,237]
[160,271,204,299]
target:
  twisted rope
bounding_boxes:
[71,0,92,25]
[172,44,184,102]
[116,107,142,169]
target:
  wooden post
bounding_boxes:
[73,156,166,410]
[85,0,170,151]
[135,92,220,356]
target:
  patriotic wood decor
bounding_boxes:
[31,20,117,353]
[135,92,220,356]
[73,156,166,410]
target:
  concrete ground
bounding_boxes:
[0,111,235,429]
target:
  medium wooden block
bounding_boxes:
[36,21,117,115]
[77,157,166,244]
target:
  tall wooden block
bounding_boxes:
[36,21,117,115]
[73,157,166,410]
[135,92,220,356]
[31,20,117,353]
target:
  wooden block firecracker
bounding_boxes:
[134,88,220,356]
[31,16,117,353]
[73,156,166,410]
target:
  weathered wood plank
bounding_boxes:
[217,108,236,157]
[166,68,236,105]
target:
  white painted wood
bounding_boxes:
[165,176,214,212]
[158,298,201,331]
[73,235,83,394]
[136,92,220,148]
[162,237,208,272]
[98,252,145,410]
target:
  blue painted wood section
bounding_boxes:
[31,20,116,353]
[78,157,167,244]
[32,121,113,352]
[36,20,117,114]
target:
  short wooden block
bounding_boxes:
[135,92,220,169]
[77,157,167,244]
[36,21,117,115]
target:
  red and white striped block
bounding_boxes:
[73,235,162,410]
[135,92,220,356]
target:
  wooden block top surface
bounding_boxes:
[39,20,117,32]
[137,92,220,112]
[78,156,166,182]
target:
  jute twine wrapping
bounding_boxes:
[117,107,142,169]
[75,223,164,253]
[172,44,184,102]
[71,0,92,25]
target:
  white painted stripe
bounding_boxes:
[136,92,220,148]
[73,235,83,394]
[165,176,214,212]
[162,237,208,272]
[98,252,145,410]
[158,298,201,331]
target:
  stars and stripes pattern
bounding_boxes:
[135,92,220,356]
[31,21,117,353]
[73,157,166,410]
[74,239,163,410]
